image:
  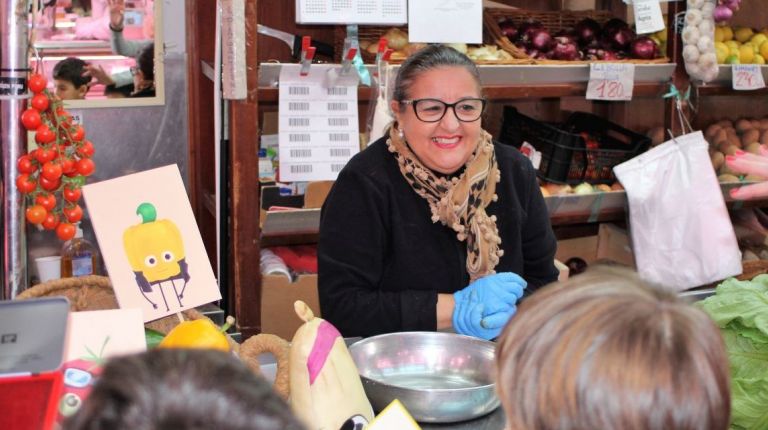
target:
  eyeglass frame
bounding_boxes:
[399,97,487,123]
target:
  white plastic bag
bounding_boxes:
[613,131,742,290]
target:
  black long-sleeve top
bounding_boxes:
[318,136,558,337]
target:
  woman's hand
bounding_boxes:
[82,64,115,86]
[108,0,125,30]
[726,147,768,200]
[451,272,525,340]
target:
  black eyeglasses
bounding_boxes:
[400,98,486,123]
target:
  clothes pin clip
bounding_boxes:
[373,37,389,77]
[341,47,358,75]
[300,36,316,76]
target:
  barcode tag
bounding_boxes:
[632,0,665,35]
[732,65,766,91]
[278,64,360,181]
[586,63,635,101]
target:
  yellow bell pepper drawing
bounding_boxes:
[122,203,190,311]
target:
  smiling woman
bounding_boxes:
[29,0,164,108]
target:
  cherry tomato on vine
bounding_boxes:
[17,155,37,174]
[35,193,57,212]
[25,205,47,225]
[39,175,61,191]
[63,205,83,223]
[35,125,55,145]
[34,147,56,164]
[41,161,63,182]
[77,141,95,158]
[28,74,47,93]
[61,158,75,175]
[63,186,81,203]
[56,222,76,241]
[15,174,36,194]
[70,126,85,142]
[21,109,42,130]
[75,158,95,176]
[42,213,60,230]
[31,93,50,112]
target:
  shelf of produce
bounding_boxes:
[695,65,768,96]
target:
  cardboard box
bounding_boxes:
[261,273,320,340]
[555,224,636,269]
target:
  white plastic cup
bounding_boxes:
[35,256,62,283]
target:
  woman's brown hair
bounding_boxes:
[496,266,730,430]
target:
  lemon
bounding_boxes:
[735,27,755,44]
[739,44,756,64]
[726,54,741,65]
[715,42,730,63]
[755,54,766,65]
[655,29,668,42]
[715,27,726,43]
[752,34,768,48]
[726,40,741,56]
[760,40,768,60]
[722,26,734,42]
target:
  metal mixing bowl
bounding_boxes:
[348,331,499,423]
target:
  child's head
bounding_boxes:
[63,348,306,430]
[496,266,731,430]
[53,57,90,100]
[132,43,154,93]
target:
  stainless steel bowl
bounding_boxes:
[348,331,499,423]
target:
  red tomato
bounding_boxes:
[56,222,76,241]
[28,74,47,93]
[35,125,55,144]
[41,161,63,182]
[63,186,82,203]
[35,193,56,212]
[39,175,61,191]
[17,155,37,174]
[21,109,42,130]
[63,205,83,223]
[35,147,56,164]
[25,205,47,225]
[76,141,95,158]
[71,126,85,142]
[15,174,37,194]
[75,158,95,176]
[61,158,75,175]
[42,213,60,230]
[31,93,50,112]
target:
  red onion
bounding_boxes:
[604,26,636,51]
[602,18,629,34]
[518,20,544,41]
[722,0,741,11]
[713,5,734,23]
[630,36,658,59]
[529,29,553,51]
[551,36,580,61]
[574,18,601,46]
[499,20,518,40]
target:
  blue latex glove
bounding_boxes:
[454,272,526,316]
[452,290,516,340]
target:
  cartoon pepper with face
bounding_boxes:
[122,202,190,311]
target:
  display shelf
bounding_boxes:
[695,65,768,96]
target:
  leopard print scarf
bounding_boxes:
[386,125,503,282]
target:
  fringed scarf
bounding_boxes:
[386,126,503,282]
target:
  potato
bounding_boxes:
[718,174,741,183]
[751,120,761,130]
[403,43,428,56]
[745,174,767,181]
[705,123,722,141]
[719,163,738,176]
[727,134,742,149]
[746,142,762,154]
[711,151,725,170]
[725,127,738,139]
[718,119,733,128]
[610,182,624,191]
[761,130,768,146]
[718,141,738,155]
[735,118,753,133]
[712,129,727,145]
[742,129,760,146]
[647,126,665,146]
[383,27,409,50]
[760,118,768,130]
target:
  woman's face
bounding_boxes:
[391,66,483,175]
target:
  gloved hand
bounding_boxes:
[453,272,526,316]
[452,290,516,340]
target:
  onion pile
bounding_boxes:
[497,17,661,61]
[683,0,719,82]
[714,0,742,24]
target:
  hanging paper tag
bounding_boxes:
[732,64,766,91]
[632,0,665,35]
[586,63,635,101]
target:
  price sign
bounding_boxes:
[632,0,665,35]
[586,63,635,101]
[732,65,766,91]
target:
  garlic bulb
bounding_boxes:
[683,45,701,63]
[682,26,701,45]
[684,0,718,82]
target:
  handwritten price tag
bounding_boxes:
[586,63,635,101]
[732,65,766,91]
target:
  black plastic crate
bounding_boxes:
[499,107,651,184]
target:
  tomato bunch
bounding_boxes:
[16,73,95,241]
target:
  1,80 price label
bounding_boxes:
[732,65,766,91]
[586,63,635,101]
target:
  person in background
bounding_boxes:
[53,57,91,100]
[63,349,306,430]
[129,43,155,97]
[318,44,558,339]
[496,266,731,430]
[726,148,768,199]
